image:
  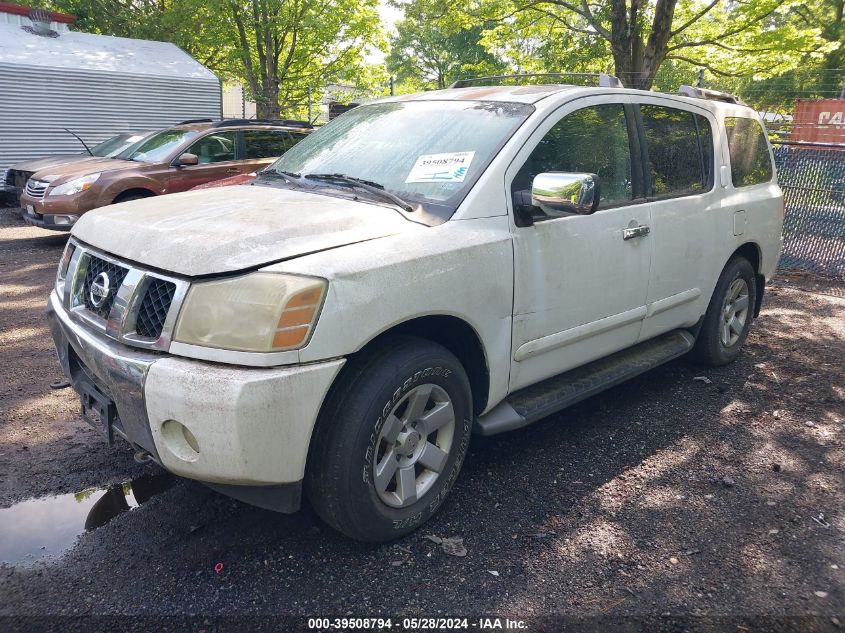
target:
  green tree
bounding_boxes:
[387,0,505,89]
[225,0,384,118]
[49,0,385,119]
[474,0,831,90]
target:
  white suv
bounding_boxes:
[48,77,783,541]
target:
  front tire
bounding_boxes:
[691,256,757,366]
[306,336,473,542]
[113,192,152,204]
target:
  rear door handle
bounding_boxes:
[622,225,650,240]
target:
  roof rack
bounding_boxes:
[449,72,624,89]
[212,118,313,129]
[678,85,746,106]
[177,118,214,125]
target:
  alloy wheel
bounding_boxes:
[720,277,750,347]
[372,384,456,508]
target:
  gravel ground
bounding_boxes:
[1,208,844,631]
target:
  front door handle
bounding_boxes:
[622,225,650,240]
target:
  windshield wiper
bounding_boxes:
[304,173,415,212]
[257,169,304,187]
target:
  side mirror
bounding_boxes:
[174,152,198,167]
[531,172,599,216]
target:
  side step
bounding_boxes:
[474,330,695,436]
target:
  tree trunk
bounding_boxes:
[580,0,677,90]
[257,83,281,119]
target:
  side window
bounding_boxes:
[186,131,237,164]
[512,104,633,212]
[243,130,297,159]
[724,117,773,187]
[640,105,713,198]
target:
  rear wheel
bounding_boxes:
[691,257,757,366]
[306,336,473,542]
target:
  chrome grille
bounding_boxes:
[135,278,176,339]
[62,240,189,351]
[25,178,48,199]
[81,255,129,318]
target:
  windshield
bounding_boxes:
[266,100,533,217]
[121,129,199,163]
[90,133,149,158]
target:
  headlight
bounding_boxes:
[55,241,76,295]
[173,272,327,352]
[49,173,101,196]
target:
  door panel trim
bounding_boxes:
[514,305,647,362]
[646,288,701,317]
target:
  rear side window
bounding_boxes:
[243,130,297,159]
[640,105,714,198]
[724,117,773,187]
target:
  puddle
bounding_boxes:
[0,472,174,567]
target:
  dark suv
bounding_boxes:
[20,119,311,231]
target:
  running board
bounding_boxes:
[474,330,695,436]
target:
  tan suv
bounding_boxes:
[21,119,311,231]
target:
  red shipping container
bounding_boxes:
[790,99,845,144]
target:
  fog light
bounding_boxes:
[52,214,79,226]
[160,420,200,462]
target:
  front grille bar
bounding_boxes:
[25,178,49,199]
[63,239,189,351]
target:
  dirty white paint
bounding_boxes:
[65,84,784,492]
[72,186,421,276]
[275,214,515,412]
[145,356,344,483]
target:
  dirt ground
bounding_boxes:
[0,207,843,631]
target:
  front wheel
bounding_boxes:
[306,336,473,542]
[691,257,757,366]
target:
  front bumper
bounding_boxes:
[47,291,345,512]
[20,190,93,230]
[21,206,78,231]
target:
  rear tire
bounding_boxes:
[691,257,757,366]
[306,336,473,542]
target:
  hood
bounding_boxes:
[71,185,420,277]
[11,154,91,173]
[34,158,140,184]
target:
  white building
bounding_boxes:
[223,83,257,120]
[0,5,221,170]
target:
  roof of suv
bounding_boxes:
[380,84,756,116]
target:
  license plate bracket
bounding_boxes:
[78,379,117,444]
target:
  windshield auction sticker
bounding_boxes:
[405,151,475,183]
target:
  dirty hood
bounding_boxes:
[71,185,418,276]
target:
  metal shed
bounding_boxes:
[0,16,221,172]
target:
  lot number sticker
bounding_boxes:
[405,151,475,183]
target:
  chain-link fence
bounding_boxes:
[773,141,845,280]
